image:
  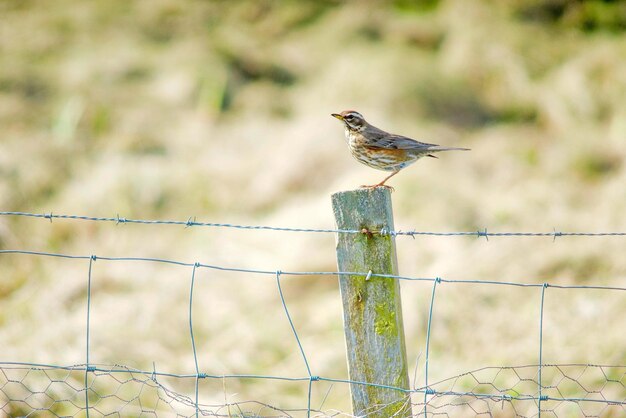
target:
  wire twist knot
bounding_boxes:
[477,228,489,241]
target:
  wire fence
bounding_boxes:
[0,211,625,417]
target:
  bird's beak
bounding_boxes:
[331,113,343,120]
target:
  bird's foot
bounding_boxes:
[360,184,395,192]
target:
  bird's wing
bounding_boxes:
[365,125,470,151]
[365,127,438,150]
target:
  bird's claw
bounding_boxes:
[360,184,395,192]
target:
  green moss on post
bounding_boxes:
[332,188,412,417]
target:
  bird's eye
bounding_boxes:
[345,115,354,121]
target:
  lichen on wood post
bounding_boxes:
[331,187,411,417]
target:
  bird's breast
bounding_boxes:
[346,136,409,171]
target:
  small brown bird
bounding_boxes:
[332,110,469,190]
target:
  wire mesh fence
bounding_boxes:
[1,363,624,417]
[0,211,625,417]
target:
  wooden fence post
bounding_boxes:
[331,187,412,417]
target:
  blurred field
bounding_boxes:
[1,0,625,416]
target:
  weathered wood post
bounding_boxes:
[331,187,411,417]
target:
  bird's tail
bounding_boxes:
[427,145,471,152]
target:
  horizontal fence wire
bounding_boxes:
[2,211,626,238]
[1,213,625,417]
[1,249,626,291]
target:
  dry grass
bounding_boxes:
[1,0,625,416]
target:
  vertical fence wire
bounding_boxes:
[275,270,315,418]
[84,254,96,418]
[423,277,441,416]
[538,283,549,417]
[189,262,201,418]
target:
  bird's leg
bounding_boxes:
[361,170,400,192]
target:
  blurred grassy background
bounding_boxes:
[1,0,625,415]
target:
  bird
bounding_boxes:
[332,110,469,190]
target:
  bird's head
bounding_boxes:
[332,110,367,132]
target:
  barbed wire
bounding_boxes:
[2,211,626,239]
